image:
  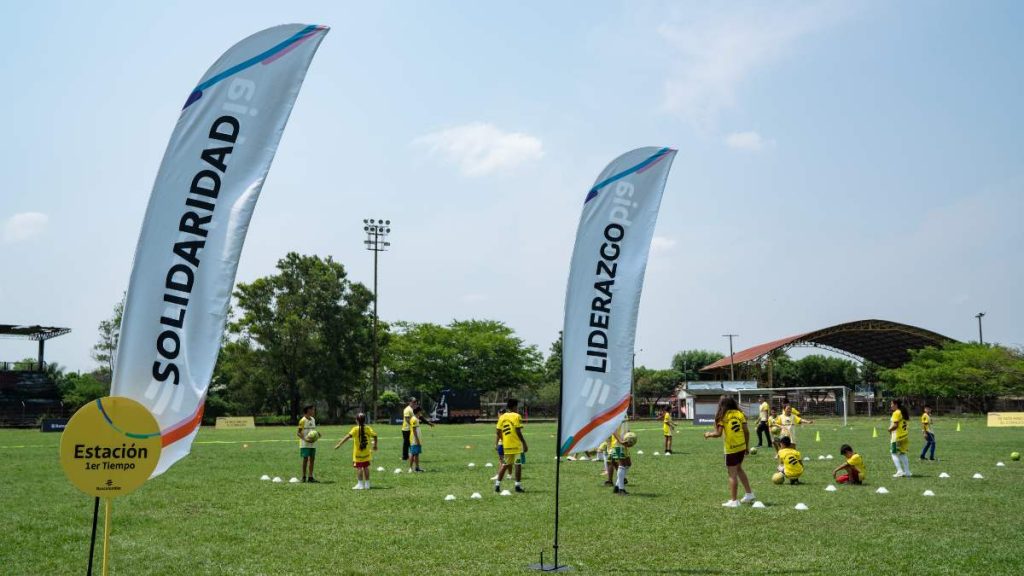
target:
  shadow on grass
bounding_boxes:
[604,566,819,575]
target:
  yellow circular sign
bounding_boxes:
[59,396,162,497]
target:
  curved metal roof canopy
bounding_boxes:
[701,319,957,372]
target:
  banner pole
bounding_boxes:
[553,365,564,570]
[87,496,99,575]
[102,498,112,576]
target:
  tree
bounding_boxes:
[92,296,124,381]
[792,354,860,389]
[226,252,375,423]
[384,319,543,399]
[880,343,1024,409]
[671,349,724,381]
[60,372,109,410]
[633,367,680,416]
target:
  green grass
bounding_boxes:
[3,417,1023,575]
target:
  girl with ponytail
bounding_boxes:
[335,413,378,490]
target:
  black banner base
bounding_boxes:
[528,563,572,572]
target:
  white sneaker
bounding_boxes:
[740,493,756,504]
[490,475,499,481]
[893,472,905,478]
[722,500,741,508]
[352,484,363,490]
[904,472,912,477]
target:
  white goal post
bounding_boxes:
[736,386,849,427]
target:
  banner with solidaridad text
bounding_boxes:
[559,147,676,456]
[112,24,329,476]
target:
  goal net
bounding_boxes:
[736,386,849,427]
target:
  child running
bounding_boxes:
[832,444,865,485]
[920,405,936,461]
[776,436,804,484]
[334,413,378,490]
[777,403,814,446]
[662,409,677,454]
[889,399,912,477]
[703,395,755,507]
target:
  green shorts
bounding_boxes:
[300,447,316,458]
[609,446,627,461]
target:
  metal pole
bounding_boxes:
[87,496,99,575]
[975,312,985,344]
[371,247,379,422]
[630,352,636,420]
[723,334,738,381]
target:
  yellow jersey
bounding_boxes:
[847,452,866,481]
[401,405,414,431]
[921,413,931,433]
[409,415,421,446]
[759,402,770,422]
[778,447,803,478]
[348,425,377,462]
[663,413,673,435]
[297,416,317,448]
[779,412,802,440]
[497,412,524,454]
[719,409,747,454]
[891,410,909,441]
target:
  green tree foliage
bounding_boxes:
[671,349,724,380]
[378,390,402,416]
[223,252,374,423]
[792,354,861,389]
[633,367,680,415]
[880,343,1024,402]
[59,372,109,410]
[92,296,124,381]
[385,319,543,398]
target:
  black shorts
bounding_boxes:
[725,451,745,467]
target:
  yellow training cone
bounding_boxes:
[815,431,821,442]
[957,421,962,432]
[872,427,878,438]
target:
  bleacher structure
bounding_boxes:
[0,324,70,427]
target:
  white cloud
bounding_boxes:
[725,131,773,151]
[414,122,543,177]
[3,212,48,243]
[660,2,848,128]
[650,236,677,255]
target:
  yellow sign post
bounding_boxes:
[60,397,162,575]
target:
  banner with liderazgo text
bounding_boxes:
[559,147,676,456]
[111,24,329,477]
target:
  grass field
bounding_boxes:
[3,416,1023,575]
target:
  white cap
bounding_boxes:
[444,495,456,501]
[875,487,889,494]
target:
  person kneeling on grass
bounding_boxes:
[776,436,804,485]
[334,413,378,490]
[832,444,865,485]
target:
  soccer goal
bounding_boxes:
[736,386,849,427]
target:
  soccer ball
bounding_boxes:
[305,430,321,443]
[749,447,758,455]
[770,426,781,436]
[1012,452,1021,461]
[772,472,785,485]
[621,432,638,447]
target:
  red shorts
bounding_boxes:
[353,461,370,469]
[725,451,745,467]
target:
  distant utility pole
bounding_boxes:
[722,334,738,381]
[363,218,392,422]
[975,312,985,344]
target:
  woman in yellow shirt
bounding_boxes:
[703,395,755,508]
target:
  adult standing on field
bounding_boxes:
[755,396,772,448]
[400,397,433,461]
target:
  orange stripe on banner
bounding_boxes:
[162,403,205,447]
[562,395,631,455]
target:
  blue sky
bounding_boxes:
[2,1,1022,373]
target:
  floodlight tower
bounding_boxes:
[364,218,391,422]
[975,312,985,344]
